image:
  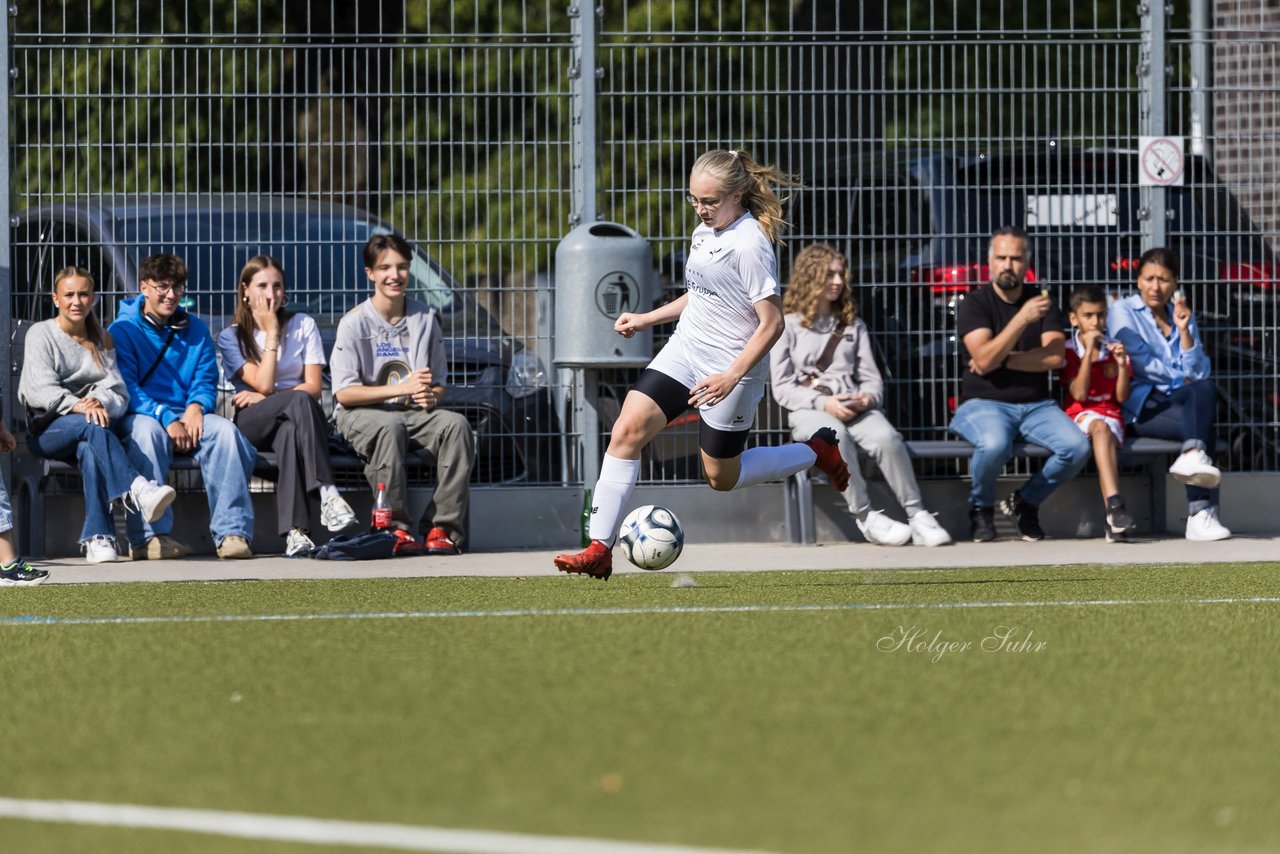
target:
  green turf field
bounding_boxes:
[3,563,1280,853]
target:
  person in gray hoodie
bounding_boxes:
[771,243,952,546]
[19,266,177,564]
[330,233,475,556]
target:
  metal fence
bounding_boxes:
[4,1,1277,492]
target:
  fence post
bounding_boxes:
[568,1,597,229]
[0,4,12,465]
[1189,0,1211,158]
[1138,1,1168,250]
[565,2,603,492]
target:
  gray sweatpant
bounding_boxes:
[335,405,475,547]
[788,408,923,519]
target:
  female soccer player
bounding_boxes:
[554,149,849,579]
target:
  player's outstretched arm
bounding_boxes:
[615,292,689,338]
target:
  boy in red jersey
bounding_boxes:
[1063,285,1134,541]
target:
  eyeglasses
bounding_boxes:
[147,281,185,295]
[685,193,723,211]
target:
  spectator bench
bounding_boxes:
[10,448,436,560]
[781,437,1189,545]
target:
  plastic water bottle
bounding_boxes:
[372,482,392,530]
[581,488,592,547]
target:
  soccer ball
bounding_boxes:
[619,505,685,570]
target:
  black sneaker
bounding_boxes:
[969,506,996,542]
[999,490,1045,541]
[0,557,48,586]
[1105,495,1135,542]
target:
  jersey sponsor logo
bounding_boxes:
[684,270,718,298]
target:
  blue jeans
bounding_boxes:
[1130,379,1219,510]
[950,398,1091,508]
[28,414,142,542]
[121,413,256,548]
[0,468,11,535]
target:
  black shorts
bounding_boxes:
[632,368,751,460]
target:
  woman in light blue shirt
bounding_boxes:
[1107,247,1229,541]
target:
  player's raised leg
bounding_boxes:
[697,377,849,494]
[700,427,848,493]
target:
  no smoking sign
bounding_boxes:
[1139,136,1185,187]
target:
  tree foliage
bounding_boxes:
[12,0,1195,278]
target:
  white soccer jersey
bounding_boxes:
[665,211,779,384]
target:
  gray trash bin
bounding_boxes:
[553,222,653,367]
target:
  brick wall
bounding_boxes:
[1212,0,1280,252]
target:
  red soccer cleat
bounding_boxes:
[424,527,461,556]
[553,540,613,580]
[805,427,850,492]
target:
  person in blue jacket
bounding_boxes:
[109,253,257,559]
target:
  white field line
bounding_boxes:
[0,797,775,854]
[3,596,1280,628]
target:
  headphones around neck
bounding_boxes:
[142,306,190,331]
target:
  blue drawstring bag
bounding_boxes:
[309,530,397,561]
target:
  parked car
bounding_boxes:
[10,195,561,483]
[788,147,1280,470]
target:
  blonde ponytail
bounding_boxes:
[690,149,802,244]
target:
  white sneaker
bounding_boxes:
[83,534,120,564]
[127,479,177,523]
[285,528,316,557]
[1168,449,1221,489]
[321,494,358,532]
[909,510,953,547]
[1186,507,1231,541]
[856,509,912,546]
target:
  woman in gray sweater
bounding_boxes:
[770,243,951,546]
[18,267,176,564]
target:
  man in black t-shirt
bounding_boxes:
[949,227,1090,542]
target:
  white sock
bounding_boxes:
[732,444,817,490]
[319,484,340,503]
[588,454,641,546]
